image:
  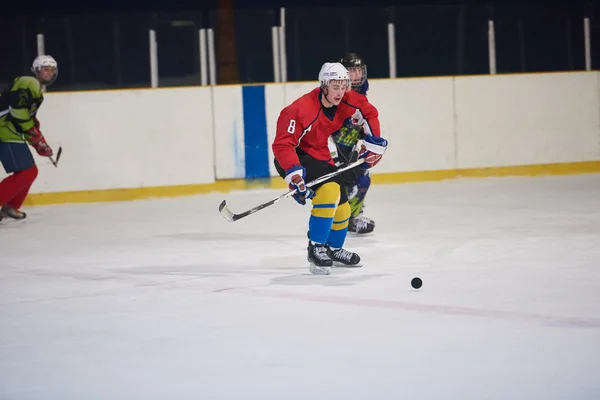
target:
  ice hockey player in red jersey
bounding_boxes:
[272,62,388,275]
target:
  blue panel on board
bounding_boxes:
[242,85,270,179]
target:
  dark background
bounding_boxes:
[1,0,598,91]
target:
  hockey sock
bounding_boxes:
[7,165,39,209]
[0,165,38,208]
[348,173,371,217]
[327,201,350,249]
[308,182,340,244]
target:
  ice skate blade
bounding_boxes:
[309,263,331,275]
[332,261,363,268]
[348,231,374,237]
[0,218,28,227]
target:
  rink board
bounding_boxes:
[0,71,597,206]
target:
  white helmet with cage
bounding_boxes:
[318,62,350,89]
[31,55,59,86]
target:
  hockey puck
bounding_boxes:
[411,277,422,289]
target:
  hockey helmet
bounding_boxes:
[318,62,350,89]
[32,55,58,86]
[340,52,367,91]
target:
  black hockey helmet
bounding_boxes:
[340,52,367,91]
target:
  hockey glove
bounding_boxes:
[285,166,315,205]
[359,135,388,169]
[27,126,53,157]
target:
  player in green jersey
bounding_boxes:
[330,53,375,234]
[0,55,58,221]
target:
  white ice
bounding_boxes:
[1,174,600,400]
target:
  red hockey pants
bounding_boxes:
[0,165,39,209]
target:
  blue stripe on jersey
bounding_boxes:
[242,85,270,179]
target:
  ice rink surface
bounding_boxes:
[2,173,600,399]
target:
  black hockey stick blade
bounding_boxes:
[219,195,283,222]
[218,158,365,222]
[219,200,236,222]
[50,146,62,167]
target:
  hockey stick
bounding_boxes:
[218,158,365,222]
[49,146,62,167]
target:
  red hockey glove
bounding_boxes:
[27,126,54,157]
[358,135,388,169]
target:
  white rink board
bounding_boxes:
[454,72,600,169]
[367,77,457,173]
[1,87,216,193]
[1,72,599,193]
[264,84,286,178]
[282,82,316,110]
[212,86,246,180]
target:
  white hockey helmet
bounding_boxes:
[31,55,59,86]
[318,62,350,89]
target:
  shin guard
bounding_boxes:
[308,182,340,244]
[348,172,371,217]
[327,201,350,249]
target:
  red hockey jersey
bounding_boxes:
[272,87,381,171]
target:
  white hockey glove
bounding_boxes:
[285,166,315,205]
[358,135,388,169]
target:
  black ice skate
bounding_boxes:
[327,246,362,268]
[348,214,375,234]
[0,205,26,220]
[307,241,332,275]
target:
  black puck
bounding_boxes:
[411,277,423,289]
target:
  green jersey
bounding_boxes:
[331,78,369,150]
[0,76,44,144]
